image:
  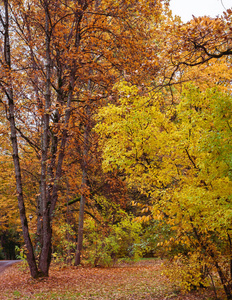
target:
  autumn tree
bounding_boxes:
[94,8,232,298]
[161,10,232,86]
[95,75,232,298]
[0,0,168,277]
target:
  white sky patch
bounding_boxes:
[169,0,232,23]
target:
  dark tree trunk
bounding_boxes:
[37,0,53,276]
[75,174,87,266]
[215,261,232,300]
[2,0,39,278]
[75,102,90,266]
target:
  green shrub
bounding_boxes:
[82,215,143,267]
[52,223,76,265]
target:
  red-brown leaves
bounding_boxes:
[0,260,219,299]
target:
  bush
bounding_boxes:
[163,253,210,292]
[52,223,76,265]
[82,215,144,267]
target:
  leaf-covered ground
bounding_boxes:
[0,259,223,299]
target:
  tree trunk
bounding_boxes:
[38,0,52,276]
[74,175,87,266]
[215,261,232,300]
[75,104,90,266]
[2,0,39,278]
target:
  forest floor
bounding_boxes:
[0,259,225,300]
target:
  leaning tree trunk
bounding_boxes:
[2,0,39,278]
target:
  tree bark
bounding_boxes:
[38,0,52,276]
[75,117,90,266]
[2,0,39,278]
[75,96,91,266]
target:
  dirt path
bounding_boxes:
[0,260,21,274]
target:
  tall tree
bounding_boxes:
[0,0,39,277]
[0,0,167,277]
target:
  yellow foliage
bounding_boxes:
[95,75,232,293]
[163,254,211,292]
